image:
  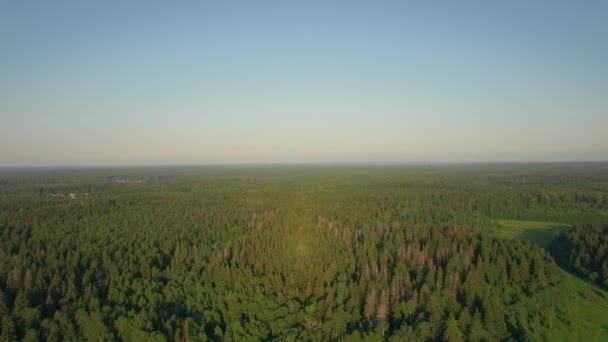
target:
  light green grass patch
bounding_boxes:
[522,270,608,341]
[495,219,572,249]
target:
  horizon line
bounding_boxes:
[1,159,608,170]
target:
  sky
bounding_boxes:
[1,1,607,166]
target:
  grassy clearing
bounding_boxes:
[494,219,571,249]
[494,219,608,340]
[533,271,608,341]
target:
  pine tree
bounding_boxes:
[375,290,390,323]
[468,310,485,341]
[1,316,17,341]
[363,290,377,324]
[443,314,463,342]
[0,289,8,316]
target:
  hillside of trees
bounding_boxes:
[0,164,607,340]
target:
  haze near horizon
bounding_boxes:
[1,1,607,166]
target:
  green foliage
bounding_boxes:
[551,224,608,287]
[0,164,607,340]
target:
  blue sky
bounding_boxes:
[1,1,607,166]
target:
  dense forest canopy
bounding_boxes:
[551,224,608,287]
[0,163,607,341]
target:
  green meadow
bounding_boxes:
[495,220,572,249]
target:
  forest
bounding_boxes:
[1,163,608,341]
[551,224,608,287]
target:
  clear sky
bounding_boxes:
[1,1,607,166]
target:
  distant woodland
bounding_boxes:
[1,164,608,341]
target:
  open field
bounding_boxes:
[556,272,608,341]
[515,268,608,341]
[494,219,572,249]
